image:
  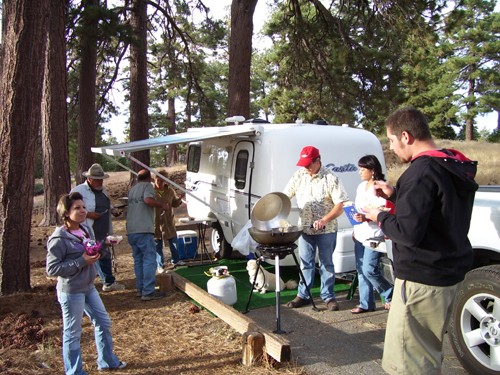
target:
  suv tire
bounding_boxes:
[448,265,500,375]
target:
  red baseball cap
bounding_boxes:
[296,146,320,167]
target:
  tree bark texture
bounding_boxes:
[167,97,178,166]
[465,76,476,141]
[40,0,71,226]
[129,0,150,175]
[0,0,50,294]
[228,0,258,119]
[76,0,99,184]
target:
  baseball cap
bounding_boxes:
[296,146,320,167]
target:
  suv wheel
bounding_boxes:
[448,265,500,375]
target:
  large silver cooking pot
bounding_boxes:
[248,226,303,246]
[251,192,291,231]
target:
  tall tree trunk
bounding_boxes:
[167,97,178,166]
[129,0,149,178]
[76,0,99,184]
[0,0,50,295]
[40,0,70,226]
[227,0,258,119]
[465,76,476,141]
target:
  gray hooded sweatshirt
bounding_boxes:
[46,224,97,293]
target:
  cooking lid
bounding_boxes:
[251,192,291,231]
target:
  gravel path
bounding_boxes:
[246,290,468,375]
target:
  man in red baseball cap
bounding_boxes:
[284,146,348,311]
[296,146,320,167]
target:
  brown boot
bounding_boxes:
[286,296,311,308]
[326,299,339,311]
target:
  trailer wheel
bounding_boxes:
[210,222,233,259]
[448,265,500,375]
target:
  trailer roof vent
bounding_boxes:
[225,116,246,124]
[244,118,270,124]
[313,119,328,125]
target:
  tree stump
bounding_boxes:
[242,331,265,366]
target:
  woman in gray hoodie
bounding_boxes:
[46,192,125,374]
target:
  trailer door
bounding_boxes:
[229,140,255,237]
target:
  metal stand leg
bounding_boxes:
[110,244,117,274]
[274,254,286,334]
[243,257,264,314]
[291,252,319,311]
[196,223,213,265]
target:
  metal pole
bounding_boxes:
[125,154,235,224]
[101,153,138,176]
[274,254,286,334]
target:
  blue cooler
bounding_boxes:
[177,230,198,260]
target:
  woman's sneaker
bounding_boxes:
[102,282,125,292]
[98,361,127,371]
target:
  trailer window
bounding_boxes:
[187,144,201,173]
[234,150,249,189]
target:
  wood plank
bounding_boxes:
[170,272,291,362]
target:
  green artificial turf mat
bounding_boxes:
[174,258,352,312]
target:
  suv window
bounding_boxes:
[234,150,249,189]
[187,144,201,172]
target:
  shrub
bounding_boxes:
[34,182,44,196]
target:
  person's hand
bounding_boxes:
[161,202,170,210]
[313,219,326,230]
[364,207,382,222]
[87,211,102,220]
[83,252,100,265]
[353,213,365,223]
[373,180,394,200]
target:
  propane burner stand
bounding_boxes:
[244,244,318,334]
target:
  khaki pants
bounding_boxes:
[382,278,459,375]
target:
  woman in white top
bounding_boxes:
[351,155,394,314]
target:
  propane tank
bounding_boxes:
[206,266,237,306]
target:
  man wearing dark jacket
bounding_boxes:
[365,107,478,375]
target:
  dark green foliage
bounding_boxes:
[487,129,500,143]
[59,0,499,178]
[33,182,44,196]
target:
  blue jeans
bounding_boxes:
[155,236,180,267]
[128,233,157,296]
[57,287,121,374]
[95,246,115,286]
[297,232,337,302]
[354,238,393,310]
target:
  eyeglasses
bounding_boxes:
[306,158,320,168]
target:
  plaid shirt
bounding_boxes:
[284,166,348,235]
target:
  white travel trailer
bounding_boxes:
[92,121,387,272]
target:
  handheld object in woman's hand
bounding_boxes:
[106,235,123,245]
[84,240,103,256]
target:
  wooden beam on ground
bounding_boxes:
[170,272,291,363]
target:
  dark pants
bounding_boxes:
[155,237,180,267]
[96,246,116,286]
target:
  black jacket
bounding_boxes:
[378,149,478,286]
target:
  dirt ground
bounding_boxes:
[0,170,305,375]
[0,162,470,375]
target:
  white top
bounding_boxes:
[352,181,387,243]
